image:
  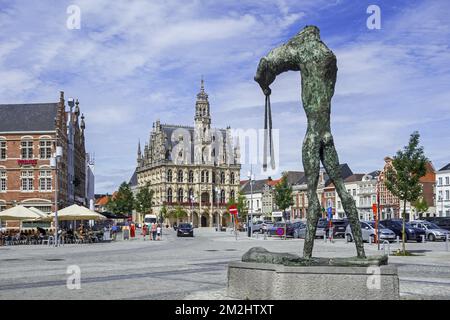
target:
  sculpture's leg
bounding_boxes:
[321,133,366,258]
[302,132,321,259]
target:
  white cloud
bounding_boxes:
[0,0,448,191]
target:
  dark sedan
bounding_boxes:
[177,223,194,237]
[380,219,425,242]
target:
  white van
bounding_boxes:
[144,214,157,226]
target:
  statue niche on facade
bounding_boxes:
[254,25,366,259]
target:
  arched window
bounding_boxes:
[220,190,225,204]
[167,188,173,203]
[212,171,216,184]
[205,171,209,183]
[220,172,225,184]
[177,170,183,183]
[178,188,183,203]
[188,189,194,202]
[230,172,235,184]
[230,190,235,200]
[188,171,194,183]
[167,169,172,182]
[201,171,205,183]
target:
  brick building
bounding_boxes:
[377,157,436,220]
[0,92,89,221]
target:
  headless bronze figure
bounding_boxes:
[255,26,366,259]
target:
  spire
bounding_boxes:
[197,76,208,101]
[74,99,80,118]
[195,76,211,126]
[80,113,85,130]
[137,140,142,156]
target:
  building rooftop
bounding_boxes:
[438,163,450,172]
[344,173,365,183]
[0,103,59,132]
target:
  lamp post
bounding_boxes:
[214,186,219,231]
[189,194,196,225]
[51,145,63,247]
[247,167,255,238]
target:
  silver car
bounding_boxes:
[346,221,396,243]
[410,220,450,241]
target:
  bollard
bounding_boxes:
[421,235,426,243]
[396,236,400,246]
[368,235,372,244]
[446,234,449,252]
[324,234,327,243]
[382,240,390,256]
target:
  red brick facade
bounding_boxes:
[0,92,87,217]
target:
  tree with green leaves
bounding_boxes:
[274,174,294,219]
[171,205,188,224]
[108,182,135,216]
[413,197,429,219]
[385,131,428,255]
[134,182,154,220]
[160,204,169,225]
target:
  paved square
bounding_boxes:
[1,228,450,299]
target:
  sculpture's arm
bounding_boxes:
[254,41,300,94]
[254,26,327,94]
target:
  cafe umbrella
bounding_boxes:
[0,205,43,230]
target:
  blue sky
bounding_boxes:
[0,0,449,193]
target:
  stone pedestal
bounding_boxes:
[227,261,400,300]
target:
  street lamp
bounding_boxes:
[189,194,196,225]
[50,145,63,247]
[247,167,255,238]
[214,186,219,232]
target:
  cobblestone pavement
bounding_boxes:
[1,227,449,299]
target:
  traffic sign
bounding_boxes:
[276,228,285,236]
[272,211,282,218]
[372,203,377,213]
[229,204,238,215]
[327,207,332,221]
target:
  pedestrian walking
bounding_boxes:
[151,222,157,241]
[111,224,118,241]
[142,223,148,241]
[156,224,162,241]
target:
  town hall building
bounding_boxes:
[136,80,241,227]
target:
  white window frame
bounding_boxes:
[39,140,52,159]
[21,140,34,159]
[21,170,34,191]
[0,139,6,160]
[39,169,52,191]
[0,170,6,192]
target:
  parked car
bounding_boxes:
[329,219,349,238]
[345,221,396,243]
[380,219,425,242]
[177,223,194,237]
[268,222,297,237]
[293,222,307,238]
[250,220,264,233]
[315,219,329,238]
[423,217,450,231]
[410,220,450,241]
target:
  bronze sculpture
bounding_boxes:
[254,25,366,259]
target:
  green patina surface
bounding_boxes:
[242,247,387,267]
[254,25,366,259]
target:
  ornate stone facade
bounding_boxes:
[136,80,241,227]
